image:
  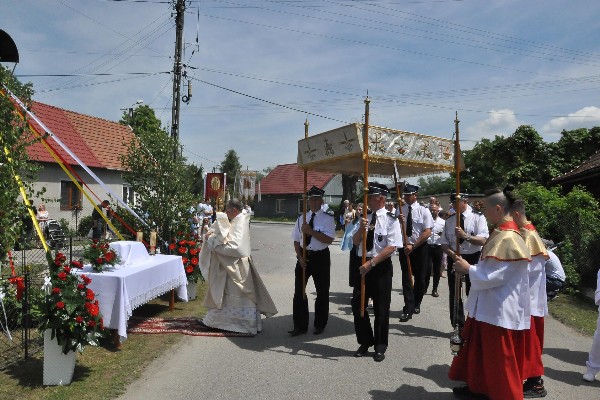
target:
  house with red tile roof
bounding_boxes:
[26,101,137,233]
[254,163,343,219]
[551,149,600,199]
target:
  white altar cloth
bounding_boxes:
[109,241,150,266]
[74,254,188,340]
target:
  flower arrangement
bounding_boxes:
[39,252,105,354]
[82,240,119,272]
[169,232,204,283]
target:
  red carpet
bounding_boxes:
[127,317,254,337]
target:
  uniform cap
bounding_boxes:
[307,186,325,197]
[403,184,419,195]
[450,191,469,202]
[368,182,390,196]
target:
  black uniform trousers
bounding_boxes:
[292,248,331,331]
[446,251,479,328]
[351,257,393,354]
[399,243,430,315]
[428,244,443,292]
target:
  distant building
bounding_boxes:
[254,163,342,219]
[551,149,600,199]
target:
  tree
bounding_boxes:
[417,175,455,195]
[220,149,241,196]
[552,127,600,176]
[119,107,194,247]
[184,163,203,199]
[0,66,41,259]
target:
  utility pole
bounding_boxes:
[171,0,185,159]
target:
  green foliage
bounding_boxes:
[417,175,455,195]
[515,183,600,289]
[58,218,71,235]
[78,215,94,237]
[119,106,194,243]
[220,149,242,195]
[0,66,41,262]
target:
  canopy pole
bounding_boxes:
[360,96,370,317]
[450,111,464,355]
[302,118,309,300]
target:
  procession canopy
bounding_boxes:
[297,123,463,176]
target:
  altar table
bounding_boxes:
[74,252,188,340]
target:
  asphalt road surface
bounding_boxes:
[117,222,599,400]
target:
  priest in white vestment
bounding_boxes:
[199,199,277,334]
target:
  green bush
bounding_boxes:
[77,215,94,237]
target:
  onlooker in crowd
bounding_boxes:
[427,203,445,298]
[440,192,489,329]
[448,186,531,400]
[351,182,402,362]
[341,203,359,251]
[583,269,600,382]
[91,200,110,241]
[544,242,566,301]
[37,203,49,237]
[397,184,433,322]
[289,186,336,336]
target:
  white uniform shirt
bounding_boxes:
[357,208,403,258]
[197,202,213,220]
[529,254,548,317]
[292,209,336,251]
[545,250,566,281]
[466,257,531,330]
[428,216,445,245]
[440,205,489,254]
[398,202,434,245]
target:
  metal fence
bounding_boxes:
[0,235,87,370]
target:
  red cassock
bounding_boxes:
[449,318,527,400]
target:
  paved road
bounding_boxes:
[118,222,599,400]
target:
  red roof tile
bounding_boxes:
[552,149,600,184]
[260,163,335,195]
[26,101,135,171]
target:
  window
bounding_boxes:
[275,199,285,213]
[122,185,136,206]
[60,180,82,210]
[297,198,303,214]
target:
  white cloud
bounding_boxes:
[541,106,600,137]
[463,109,521,148]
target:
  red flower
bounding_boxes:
[169,243,176,250]
[76,316,84,324]
[96,257,104,264]
[185,266,194,274]
[105,251,115,262]
[77,283,85,290]
[179,240,186,245]
[52,287,61,294]
[71,260,83,269]
[178,246,187,254]
[188,241,197,247]
[85,302,99,316]
[99,317,104,329]
[182,257,189,265]
[63,266,71,273]
[57,272,67,281]
[87,320,96,327]
[81,275,92,285]
[56,301,65,309]
[191,257,198,265]
[189,248,198,256]
[86,289,95,301]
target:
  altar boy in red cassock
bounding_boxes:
[449,186,531,400]
[511,199,549,398]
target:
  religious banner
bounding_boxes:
[297,123,464,176]
[204,172,226,202]
[238,170,257,200]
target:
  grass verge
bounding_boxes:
[0,282,207,400]
[548,291,598,336]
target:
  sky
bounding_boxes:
[3,0,600,175]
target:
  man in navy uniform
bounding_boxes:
[398,184,434,322]
[289,186,336,336]
[351,182,402,362]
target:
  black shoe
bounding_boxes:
[399,313,412,322]
[313,327,325,335]
[523,378,547,398]
[288,328,308,337]
[414,307,421,314]
[432,290,439,297]
[354,344,370,357]
[373,352,385,362]
[452,386,488,399]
